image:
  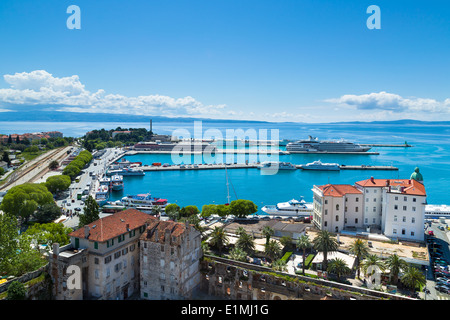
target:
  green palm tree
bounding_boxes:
[235,231,255,255]
[229,247,248,262]
[262,226,274,246]
[209,227,229,255]
[296,234,311,275]
[312,230,339,271]
[384,254,408,285]
[327,258,351,281]
[201,240,210,255]
[272,259,287,272]
[401,265,426,294]
[265,240,282,262]
[348,239,369,279]
[236,226,246,237]
[361,254,385,280]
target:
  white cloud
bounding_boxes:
[326,91,450,114]
[0,70,230,117]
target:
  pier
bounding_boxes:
[286,151,380,155]
[134,163,398,172]
[360,144,412,148]
[339,165,398,171]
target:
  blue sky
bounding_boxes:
[0,0,449,122]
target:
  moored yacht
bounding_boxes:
[111,174,124,191]
[120,193,168,214]
[258,161,297,170]
[95,184,109,206]
[286,136,371,152]
[299,160,340,171]
[261,197,313,216]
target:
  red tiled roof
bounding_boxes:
[318,184,362,197]
[140,220,187,244]
[69,209,156,242]
[355,178,426,196]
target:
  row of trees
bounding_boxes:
[82,127,151,152]
[62,150,93,180]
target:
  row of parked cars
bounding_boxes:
[427,236,450,295]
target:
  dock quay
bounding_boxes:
[138,163,259,171]
[360,144,413,147]
[126,149,287,155]
[286,151,379,155]
[339,165,398,170]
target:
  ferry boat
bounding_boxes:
[111,174,124,191]
[120,193,169,214]
[95,184,109,206]
[286,136,371,152]
[261,197,313,216]
[425,204,450,219]
[258,161,297,170]
[99,176,111,185]
[110,157,142,170]
[299,160,340,171]
[106,167,145,176]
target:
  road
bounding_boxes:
[421,219,450,300]
[58,147,126,229]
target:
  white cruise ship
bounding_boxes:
[425,204,450,218]
[261,198,313,216]
[258,161,297,170]
[286,136,371,152]
[299,160,340,171]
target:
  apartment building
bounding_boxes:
[312,173,427,242]
[49,209,156,300]
[312,184,363,233]
[140,219,202,300]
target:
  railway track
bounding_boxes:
[0,146,69,191]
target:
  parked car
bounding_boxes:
[428,230,435,236]
[74,207,81,212]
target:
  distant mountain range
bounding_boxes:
[1,110,449,125]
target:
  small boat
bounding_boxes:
[120,193,169,214]
[95,184,109,206]
[299,160,340,171]
[111,174,124,191]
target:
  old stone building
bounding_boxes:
[140,219,202,300]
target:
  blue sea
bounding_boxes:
[1,120,449,210]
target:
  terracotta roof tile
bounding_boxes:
[140,220,188,245]
[69,209,156,242]
[355,178,426,196]
[318,184,362,197]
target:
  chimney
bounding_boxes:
[385,179,390,187]
[126,223,130,231]
[165,228,171,243]
[370,176,375,184]
[84,225,90,239]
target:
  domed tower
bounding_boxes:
[410,167,424,183]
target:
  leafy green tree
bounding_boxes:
[265,240,282,262]
[180,205,200,218]
[33,202,62,223]
[78,195,100,228]
[235,226,246,237]
[25,145,39,153]
[48,160,59,170]
[7,281,27,300]
[209,227,229,255]
[328,258,351,281]
[401,265,426,294]
[228,199,257,218]
[0,167,5,176]
[45,175,71,194]
[201,204,217,218]
[0,183,54,224]
[296,234,312,275]
[348,239,370,279]
[280,236,294,251]
[312,230,339,271]
[215,204,230,217]
[22,222,72,249]
[262,226,274,246]
[165,203,180,221]
[0,214,19,272]
[2,151,11,165]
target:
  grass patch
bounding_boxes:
[304,253,315,269]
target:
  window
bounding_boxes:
[129,230,136,238]
[107,239,114,248]
[412,217,415,223]
[324,221,328,227]
[395,196,398,201]
[160,272,165,280]
[114,262,122,272]
[325,200,328,204]
[373,198,377,202]
[372,218,376,223]
[394,205,398,210]
[335,215,339,222]
[402,229,406,235]
[336,204,339,211]
[94,257,99,265]
[104,256,112,264]
[365,218,368,223]
[171,247,174,255]
[356,197,359,202]
[118,234,125,243]
[355,218,358,224]
[94,242,98,249]
[411,231,415,236]
[404,196,407,201]
[355,207,359,212]
[161,244,165,252]
[130,244,136,252]
[160,259,165,267]
[114,251,121,259]
[402,216,406,222]
[393,229,397,234]
[143,292,148,298]
[403,206,407,211]
[106,268,110,278]
[412,207,416,212]
[394,215,397,222]
[325,209,328,215]
[413,198,416,202]
[366,198,369,202]
[344,218,347,224]
[122,248,128,255]
[373,207,376,212]
[74,238,79,248]
[95,269,99,279]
